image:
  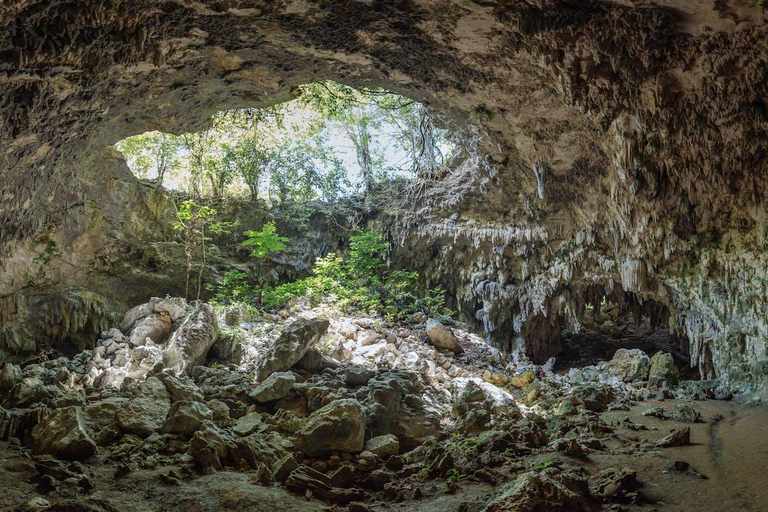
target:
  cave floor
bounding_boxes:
[2,303,767,511]
[2,399,766,511]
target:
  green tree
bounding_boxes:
[174,200,233,300]
[116,131,181,188]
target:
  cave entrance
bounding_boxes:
[114,80,456,205]
[553,284,693,376]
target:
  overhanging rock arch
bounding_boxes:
[2,1,768,397]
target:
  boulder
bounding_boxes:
[249,371,296,403]
[482,470,595,512]
[570,385,615,412]
[233,411,265,437]
[365,434,400,458]
[128,313,173,347]
[31,407,98,460]
[296,399,365,456]
[605,348,651,383]
[425,319,463,353]
[656,427,691,447]
[163,304,219,375]
[189,421,238,471]
[0,363,21,392]
[117,376,171,436]
[121,297,188,332]
[255,318,330,381]
[5,377,53,408]
[670,403,700,423]
[163,401,213,436]
[156,371,204,402]
[648,352,680,388]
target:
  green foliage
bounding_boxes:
[212,269,253,303]
[241,221,289,259]
[220,228,453,320]
[173,199,235,300]
[445,468,470,481]
[533,461,554,472]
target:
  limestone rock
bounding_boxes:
[255,318,329,381]
[648,352,680,388]
[669,404,700,423]
[249,371,296,403]
[296,398,365,456]
[117,376,171,437]
[425,319,463,353]
[5,377,53,408]
[31,407,98,460]
[128,313,173,347]
[483,470,595,512]
[189,421,238,471]
[365,434,400,458]
[156,371,204,402]
[0,363,21,392]
[656,427,691,447]
[163,304,219,375]
[605,348,651,383]
[233,411,265,437]
[510,370,535,388]
[163,401,213,436]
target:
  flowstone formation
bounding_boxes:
[0,298,732,511]
[3,1,768,399]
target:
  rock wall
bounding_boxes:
[2,1,768,396]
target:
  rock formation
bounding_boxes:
[2,1,768,400]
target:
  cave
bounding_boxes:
[2,1,768,511]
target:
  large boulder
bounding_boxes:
[117,376,171,436]
[163,401,213,437]
[128,313,173,347]
[31,407,98,460]
[648,352,680,388]
[483,470,595,512]
[163,304,219,375]
[295,399,365,457]
[605,348,651,383]
[364,370,440,448]
[249,371,296,403]
[255,318,330,381]
[0,363,22,392]
[121,297,188,332]
[425,319,463,353]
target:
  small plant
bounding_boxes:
[241,221,289,259]
[445,468,470,481]
[533,461,554,472]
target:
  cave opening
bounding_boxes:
[554,284,693,378]
[4,2,768,510]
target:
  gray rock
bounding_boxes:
[31,407,98,460]
[189,420,237,471]
[163,304,219,375]
[605,348,651,383]
[296,399,365,456]
[249,371,296,403]
[365,434,400,457]
[255,318,330,381]
[343,366,375,387]
[425,319,463,353]
[128,313,173,347]
[233,411,265,437]
[482,470,594,512]
[669,403,700,423]
[648,352,680,388]
[157,371,204,402]
[163,401,213,436]
[117,376,171,436]
[656,427,691,447]
[0,363,22,392]
[5,377,54,408]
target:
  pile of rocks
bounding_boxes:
[0,298,720,511]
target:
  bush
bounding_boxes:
[216,229,452,320]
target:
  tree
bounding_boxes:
[116,131,181,188]
[174,200,233,300]
[241,221,289,286]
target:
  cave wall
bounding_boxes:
[2,1,768,396]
